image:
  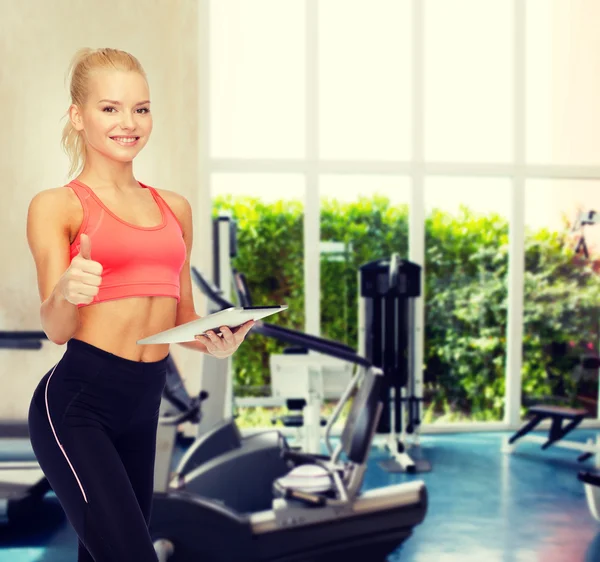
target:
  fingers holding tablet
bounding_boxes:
[195,320,255,358]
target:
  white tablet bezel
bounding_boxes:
[137,305,288,345]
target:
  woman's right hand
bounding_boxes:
[59,234,103,305]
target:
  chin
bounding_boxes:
[106,151,140,162]
[106,142,147,161]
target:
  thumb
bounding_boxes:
[79,233,92,260]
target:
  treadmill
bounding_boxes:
[0,331,51,525]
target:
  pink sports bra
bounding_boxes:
[67,179,187,307]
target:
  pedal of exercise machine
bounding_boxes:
[378,439,432,474]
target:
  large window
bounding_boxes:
[424,178,510,422]
[206,0,600,429]
[522,180,600,417]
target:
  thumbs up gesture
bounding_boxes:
[60,234,103,306]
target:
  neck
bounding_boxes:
[77,152,138,192]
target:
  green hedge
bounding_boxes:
[214,196,600,423]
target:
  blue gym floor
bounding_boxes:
[1,430,599,561]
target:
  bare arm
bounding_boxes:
[27,189,101,345]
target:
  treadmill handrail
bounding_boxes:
[257,323,371,370]
[191,266,367,366]
[0,331,48,350]
[0,331,47,340]
[191,267,232,310]
[265,323,356,354]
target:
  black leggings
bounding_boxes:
[28,338,168,562]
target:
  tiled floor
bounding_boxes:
[368,431,600,561]
[1,430,599,561]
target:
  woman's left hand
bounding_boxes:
[194,320,255,358]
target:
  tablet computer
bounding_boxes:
[137,305,288,345]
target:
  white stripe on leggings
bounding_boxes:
[44,363,89,503]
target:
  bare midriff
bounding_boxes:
[72,296,177,362]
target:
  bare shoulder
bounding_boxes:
[154,188,191,214]
[30,185,78,204]
[154,188,193,229]
[28,186,82,240]
[28,186,80,223]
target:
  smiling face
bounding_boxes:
[69,68,152,165]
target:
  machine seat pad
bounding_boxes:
[528,405,588,419]
[273,464,333,495]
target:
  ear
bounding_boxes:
[69,104,84,132]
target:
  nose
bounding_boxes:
[119,111,136,131]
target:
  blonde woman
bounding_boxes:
[26,48,253,561]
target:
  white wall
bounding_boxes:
[0,0,211,420]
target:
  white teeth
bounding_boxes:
[112,137,138,144]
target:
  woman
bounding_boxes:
[26,47,253,562]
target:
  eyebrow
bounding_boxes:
[97,99,151,106]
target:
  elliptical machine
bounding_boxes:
[159,266,360,513]
[150,333,428,561]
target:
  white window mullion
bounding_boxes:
[505,0,526,428]
[304,0,320,336]
[410,0,426,419]
[210,159,600,180]
[525,165,600,179]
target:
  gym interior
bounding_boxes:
[3,1,600,561]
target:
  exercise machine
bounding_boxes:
[204,220,430,473]
[572,209,600,260]
[359,255,430,474]
[503,343,600,464]
[150,334,428,562]
[167,266,290,490]
[154,355,208,492]
[164,267,361,511]
[579,471,600,522]
[188,215,238,438]
[160,214,270,488]
[233,268,353,453]
[177,214,352,460]
[503,406,600,466]
[0,331,52,525]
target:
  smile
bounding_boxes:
[110,136,140,146]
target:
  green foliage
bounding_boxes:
[234,401,351,431]
[213,197,600,423]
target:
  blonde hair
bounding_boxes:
[61,48,147,178]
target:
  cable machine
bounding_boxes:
[359,254,431,473]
